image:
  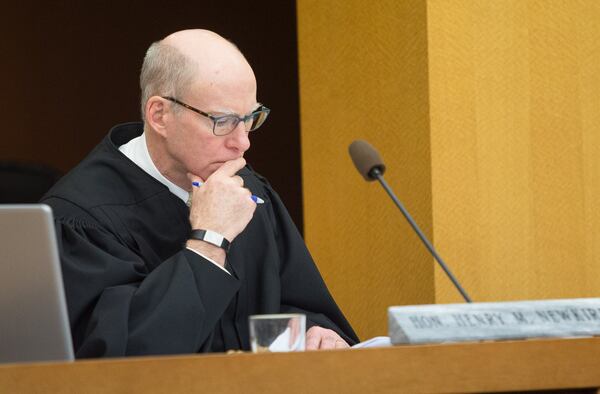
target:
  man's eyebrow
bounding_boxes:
[210,104,262,116]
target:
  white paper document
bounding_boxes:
[351,336,392,349]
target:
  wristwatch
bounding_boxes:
[190,229,231,252]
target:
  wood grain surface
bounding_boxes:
[2,337,599,393]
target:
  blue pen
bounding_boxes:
[192,181,265,204]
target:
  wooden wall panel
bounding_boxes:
[428,0,600,302]
[297,0,433,340]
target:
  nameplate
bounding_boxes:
[388,298,600,344]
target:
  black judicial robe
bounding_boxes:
[41,122,358,358]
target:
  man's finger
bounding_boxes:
[320,335,337,350]
[305,330,321,350]
[335,339,349,349]
[232,175,244,187]
[212,157,246,178]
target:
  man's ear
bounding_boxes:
[145,96,170,138]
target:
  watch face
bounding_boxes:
[203,230,225,247]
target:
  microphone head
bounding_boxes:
[348,140,386,181]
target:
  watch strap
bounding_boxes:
[190,229,231,252]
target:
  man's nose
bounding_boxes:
[225,121,251,153]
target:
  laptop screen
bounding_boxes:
[0,204,74,364]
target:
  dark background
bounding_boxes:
[0,1,303,231]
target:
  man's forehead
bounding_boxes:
[189,83,259,114]
[180,79,257,117]
[169,33,255,89]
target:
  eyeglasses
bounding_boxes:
[162,96,270,136]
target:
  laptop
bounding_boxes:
[0,204,74,364]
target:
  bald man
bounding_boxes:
[41,30,358,357]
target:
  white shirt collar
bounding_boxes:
[118,132,190,203]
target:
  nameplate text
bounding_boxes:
[388,298,600,344]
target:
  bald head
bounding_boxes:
[140,29,256,119]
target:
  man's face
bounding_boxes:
[163,71,258,182]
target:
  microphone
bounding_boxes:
[348,140,473,303]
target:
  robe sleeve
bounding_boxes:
[54,215,240,358]
[265,186,360,345]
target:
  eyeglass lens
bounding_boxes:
[213,110,269,136]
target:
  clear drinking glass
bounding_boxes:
[249,313,306,353]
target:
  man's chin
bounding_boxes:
[199,162,225,180]
[211,161,227,171]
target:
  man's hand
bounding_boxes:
[306,326,349,350]
[186,158,256,265]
